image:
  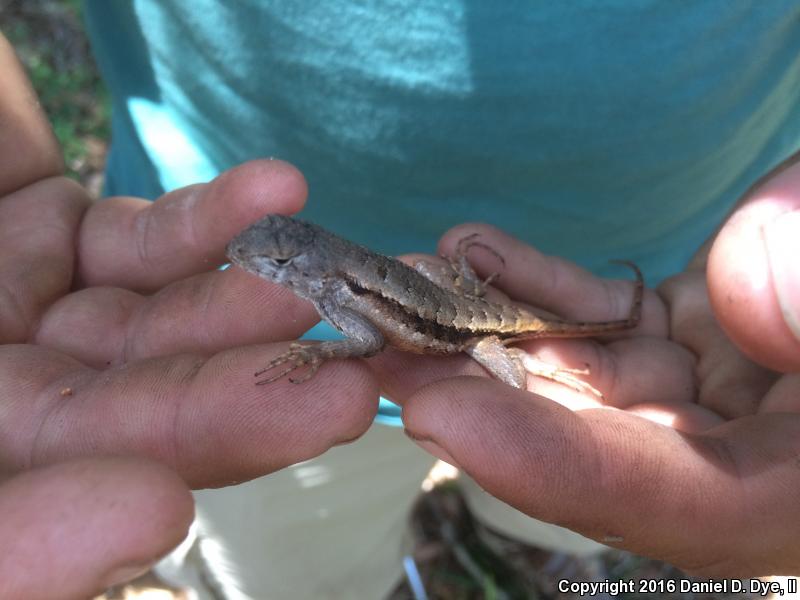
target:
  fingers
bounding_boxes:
[660,270,778,419]
[0,36,81,344]
[403,377,800,576]
[761,373,800,413]
[373,335,697,416]
[0,343,378,488]
[0,457,193,600]
[516,336,697,410]
[708,163,800,372]
[439,223,667,337]
[78,160,308,292]
[0,35,63,195]
[35,263,319,367]
[0,177,91,343]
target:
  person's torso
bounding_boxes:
[85,0,800,283]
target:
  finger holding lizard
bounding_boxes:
[401,161,800,578]
[0,36,376,599]
[1,159,378,489]
[375,225,706,427]
[437,223,666,334]
[32,161,322,364]
[402,375,800,577]
[225,215,697,422]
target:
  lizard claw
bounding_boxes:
[255,342,324,385]
[520,354,605,399]
[454,233,506,268]
[437,233,507,299]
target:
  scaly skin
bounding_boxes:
[226,214,642,389]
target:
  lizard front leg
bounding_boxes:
[255,306,384,385]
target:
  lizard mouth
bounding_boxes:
[224,238,241,260]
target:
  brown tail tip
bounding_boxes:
[609,259,643,328]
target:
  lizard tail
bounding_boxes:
[523,260,643,338]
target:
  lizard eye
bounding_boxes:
[270,257,293,266]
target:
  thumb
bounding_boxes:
[402,377,800,576]
[708,163,800,372]
[0,458,193,600]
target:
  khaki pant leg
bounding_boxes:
[160,422,436,600]
[459,474,605,556]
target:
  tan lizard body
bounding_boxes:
[226,214,642,390]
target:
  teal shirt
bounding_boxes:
[84,1,800,423]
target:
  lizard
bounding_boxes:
[225,214,643,392]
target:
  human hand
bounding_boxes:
[1,159,378,485]
[0,457,193,599]
[0,37,377,598]
[380,194,799,576]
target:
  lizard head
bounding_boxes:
[226,214,325,295]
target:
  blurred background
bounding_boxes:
[1,0,108,195]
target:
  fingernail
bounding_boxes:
[763,211,800,342]
[404,429,461,468]
[103,561,155,588]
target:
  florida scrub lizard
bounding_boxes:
[226,214,642,392]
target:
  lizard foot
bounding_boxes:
[419,233,506,298]
[520,353,604,399]
[254,342,324,385]
[454,233,506,267]
[448,233,506,298]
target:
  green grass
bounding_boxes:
[2,0,110,184]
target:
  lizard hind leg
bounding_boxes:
[449,233,506,298]
[465,336,528,389]
[466,337,604,397]
[414,233,505,299]
[515,351,604,398]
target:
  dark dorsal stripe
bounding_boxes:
[342,275,504,348]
